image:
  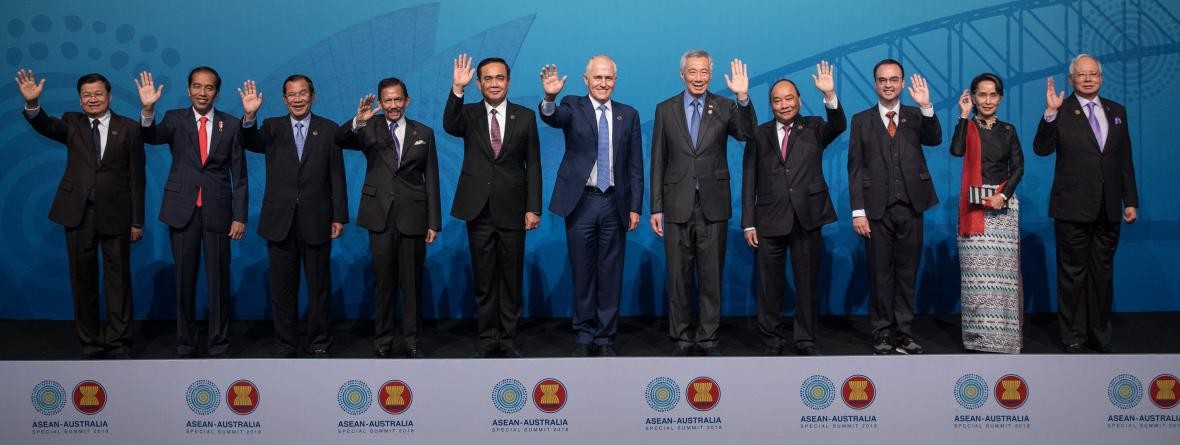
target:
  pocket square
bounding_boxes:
[413,139,426,146]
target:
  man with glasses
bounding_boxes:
[1034,54,1139,354]
[847,59,942,355]
[238,75,348,358]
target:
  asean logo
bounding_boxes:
[532,378,567,413]
[492,379,527,414]
[186,380,221,415]
[71,380,106,415]
[646,377,680,412]
[226,380,260,415]
[31,380,67,415]
[800,375,836,410]
[337,380,372,415]
[1149,374,1178,409]
[841,375,875,409]
[686,377,720,411]
[994,374,1028,409]
[1107,374,1143,409]
[954,374,989,410]
[379,380,413,415]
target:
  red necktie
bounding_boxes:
[197,116,208,207]
[886,111,897,138]
[780,125,791,161]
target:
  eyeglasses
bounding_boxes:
[1073,71,1102,79]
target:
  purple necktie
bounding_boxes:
[388,120,400,167]
[1086,102,1104,152]
[490,109,502,158]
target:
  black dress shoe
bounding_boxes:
[1098,344,1115,354]
[795,345,823,356]
[762,346,783,356]
[595,344,617,357]
[672,345,692,356]
[1064,343,1086,354]
[406,348,426,359]
[702,346,722,357]
[502,348,524,358]
[873,336,893,355]
[571,344,591,357]
[107,351,132,360]
[311,349,330,358]
[373,349,390,358]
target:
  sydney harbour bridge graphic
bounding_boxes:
[0,0,1175,318]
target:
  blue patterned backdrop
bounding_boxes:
[1,0,1176,320]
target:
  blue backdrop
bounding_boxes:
[1,0,1176,320]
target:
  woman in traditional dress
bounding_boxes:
[950,73,1025,353]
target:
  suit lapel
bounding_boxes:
[697,93,717,152]
[77,115,100,168]
[376,115,399,174]
[181,111,201,168]
[1101,98,1115,153]
[499,102,517,158]
[207,111,223,166]
[784,121,802,165]
[609,103,624,165]
[1067,95,1102,153]
[871,107,891,163]
[671,94,694,152]
[104,114,125,165]
[473,103,494,160]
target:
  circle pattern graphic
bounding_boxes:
[186,380,221,415]
[31,380,66,415]
[646,377,680,412]
[492,379,527,414]
[337,380,373,415]
[1108,374,1143,410]
[954,374,989,410]
[800,375,836,410]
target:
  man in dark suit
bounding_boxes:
[444,54,541,358]
[741,62,845,357]
[336,77,440,359]
[16,70,145,359]
[847,59,941,355]
[538,55,643,357]
[650,50,756,356]
[136,67,248,358]
[237,75,347,358]
[1034,54,1138,354]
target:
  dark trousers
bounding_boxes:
[269,208,333,354]
[755,214,823,349]
[1055,211,1121,348]
[65,204,133,355]
[866,202,923,339]
[664,193,727,348]
[169,207,231,356]
[467,205,525,352]
[370,207,426,353]
[565,188,625,346]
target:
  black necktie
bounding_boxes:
[91,119,102,166]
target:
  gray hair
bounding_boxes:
[585,54,618,75]
[1069,53,1103,76]
[680,49,712,72]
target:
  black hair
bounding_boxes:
[188,66,221,92]
[872,58,904,79]
[476,57,511,79]
[76,73,110,93]
[376,77,409,97]
[283,74,315,95]
[970,72,1004,96]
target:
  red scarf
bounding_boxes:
[958,120,986,237]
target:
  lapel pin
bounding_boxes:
[510,114,516,120]
[616,115,622,121]
[796,123,803,130]
[1074,109,1081,115]
[217,120,223,132]
[901,118,907,124]
[311,130,318,136]
[111,130,118,136]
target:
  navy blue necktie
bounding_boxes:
[689,99,701,149]
[596,105,610,192]
[91,119,101,165]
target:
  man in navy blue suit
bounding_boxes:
[538,55,643,357]
[136,68,248,358]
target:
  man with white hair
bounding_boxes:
[1034,54,1139,354]
[539,55,644,357]
[650,49,756,356]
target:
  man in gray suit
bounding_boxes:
[650,49,756,356]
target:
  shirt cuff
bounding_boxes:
[823,96,838,109]
[743,227,755,232]
[737,97,750,107]
[540,100,556,116]
[920,106,934,117]
[351,117,366,132]
[852,209,866,218]
[140,114,154,127]
[1043,111,1057,123]
[22,105,40,118]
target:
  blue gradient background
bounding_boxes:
[1,0,1176,320]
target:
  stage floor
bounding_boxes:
[3,312,1178,359]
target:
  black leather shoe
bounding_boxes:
[702,346,722,357]
[595,344,617,357]
[762,346,783,356]
[873,336,893,355]
[795,345,823,356]
[572,344,591,357]
[672,345,692,356]
[1064,343,1086,354]
[107,351,131,360]
[502,348,524,358]
[373,349,389,358]
[406,348,426,359]
[311,349,330,358]
[1098,344,1115,354]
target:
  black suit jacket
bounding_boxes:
[335,115,441,235]
[650,92,756,223]
[539,95,643,224]
[142,108,248,232]
[443,92,542,229]
[1033,94,1138,224]
[241,113,348,244]
[847,104,942,218]
[742,104,846,236]
[25,109,145,234]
